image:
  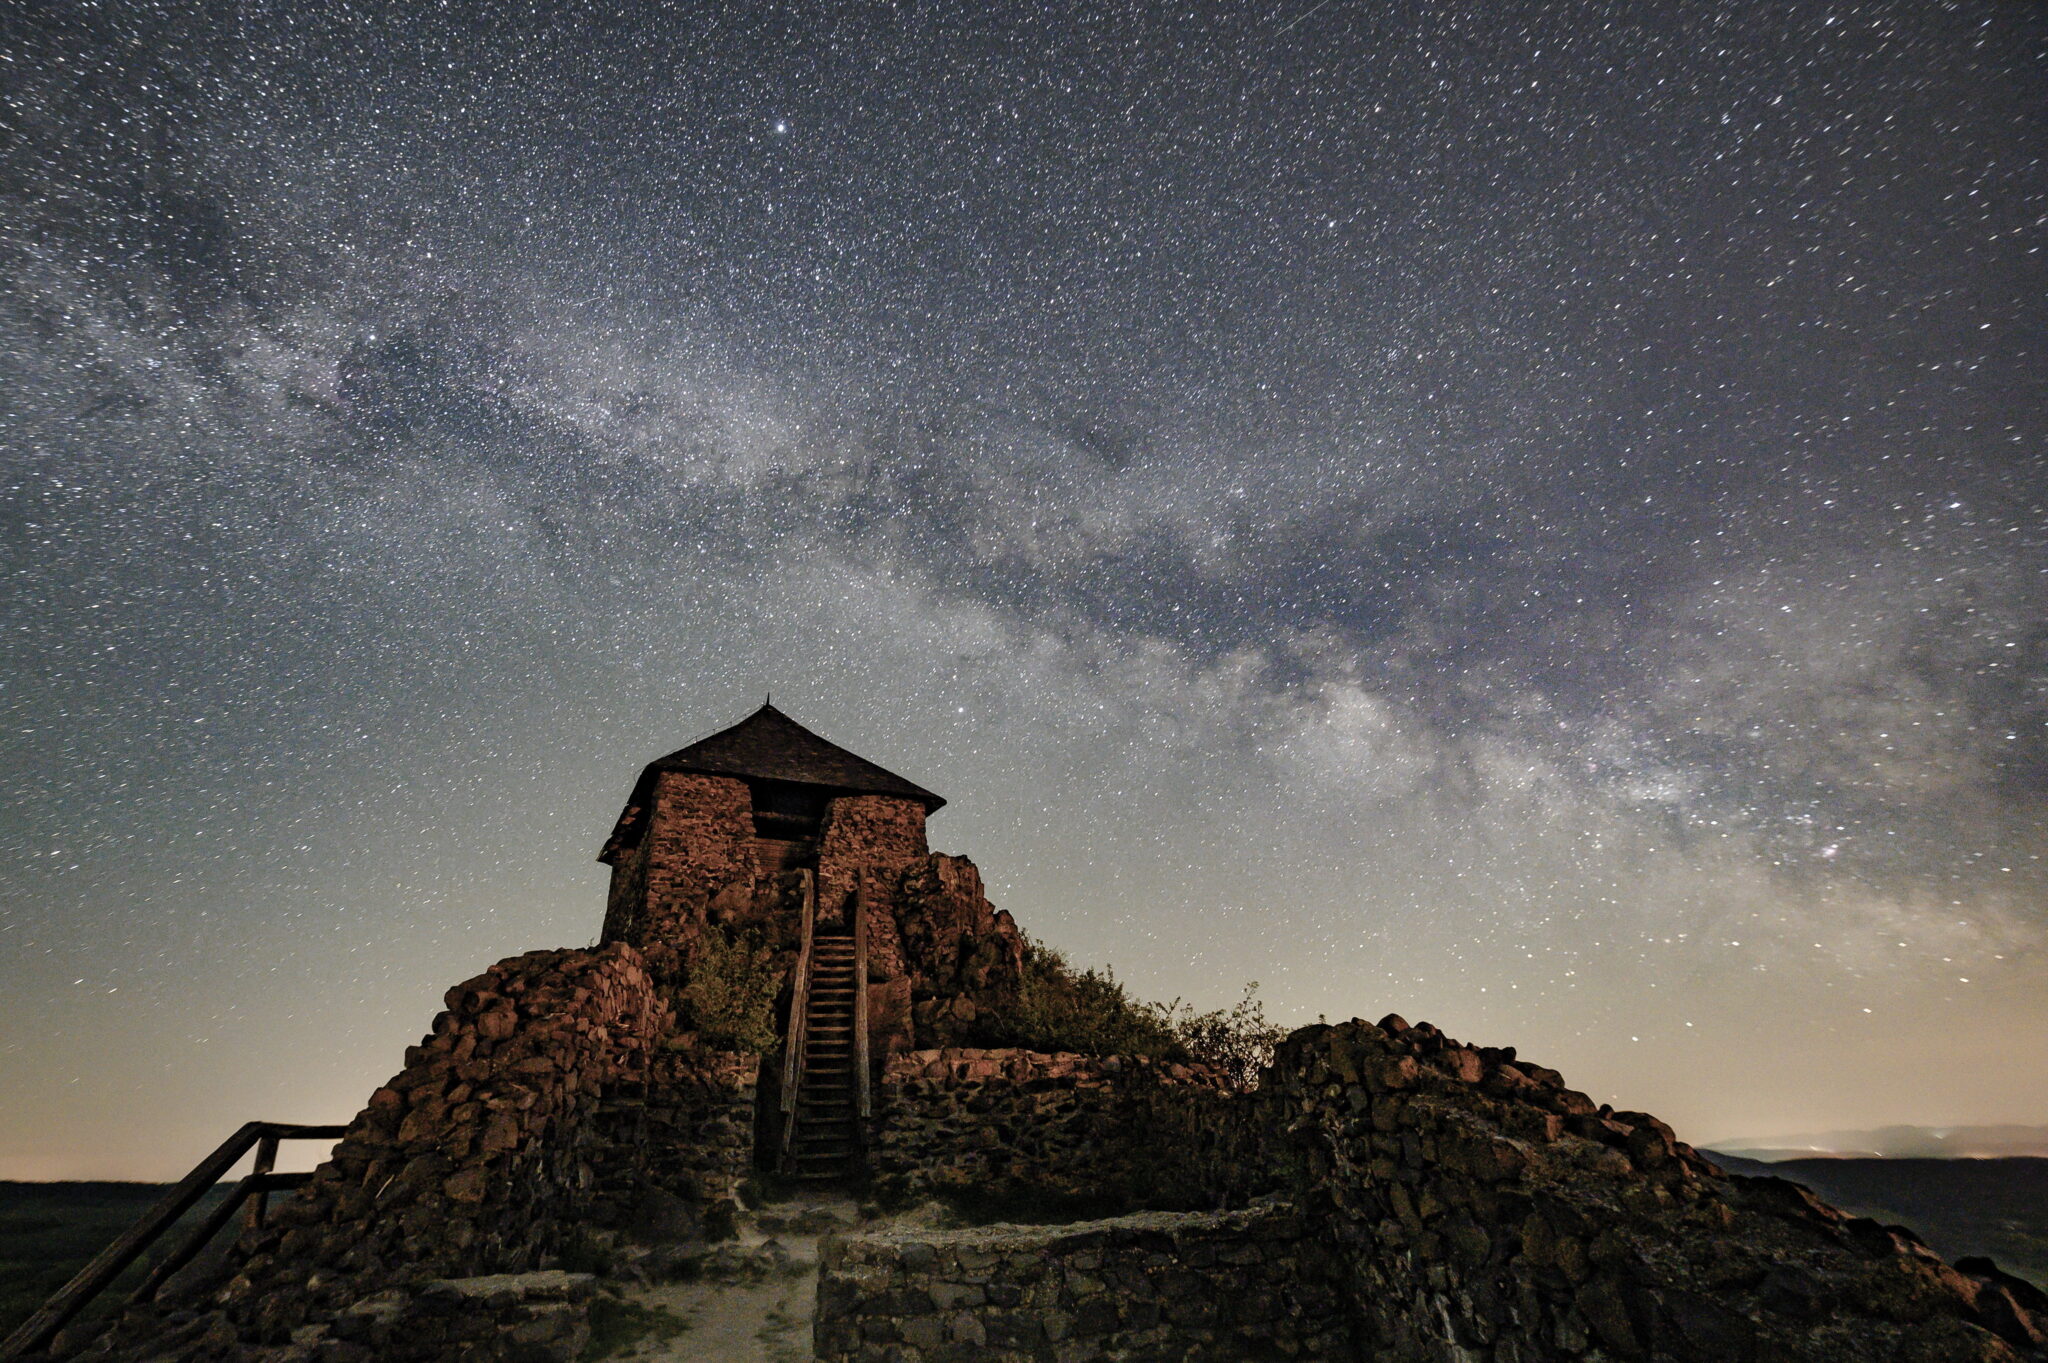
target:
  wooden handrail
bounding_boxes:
[129,1172,312,1306]
[853,879,871,1128]
[1,1122,345,1361]
[778,869,816,1169]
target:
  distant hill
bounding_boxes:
[1704,1153,2048,1289]
[1709,1124,2048,1160]
[0,1181,235,1343]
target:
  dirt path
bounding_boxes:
[590,1196,865,1362]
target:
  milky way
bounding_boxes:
[2,2,2044,1178]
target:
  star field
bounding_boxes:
[1,1,2044,1177]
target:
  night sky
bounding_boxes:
[3,2,2044,1180]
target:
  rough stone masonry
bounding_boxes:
[54,708,2048,1363]
[819,1014,2048,1361]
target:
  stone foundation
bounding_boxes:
[814,1203,1353,1362]
[316,1270,597,1363]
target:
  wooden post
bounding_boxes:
[853,879,871,1127]
[244,1131,280,1231]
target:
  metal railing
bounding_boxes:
[2,1121,346,1360]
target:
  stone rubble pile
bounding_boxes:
[1240,1014,2048,1362]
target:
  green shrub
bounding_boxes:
[1160,982,1284,1090]
[992,939,1185,1059]
[980,939,1282,1089]
[583,1297,692,1359]
[679,928,779,1053]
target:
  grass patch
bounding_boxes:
[987,943,1186,1060]
[679,929,780,1053]
[582,1296,693,1359]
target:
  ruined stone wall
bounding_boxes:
[314,1270,597,1363]
[1255,1016,2048,1363]
[893,854,1026,1049]
[870,1048,1238,1214]
[827,1016,2048,1363]
[118,944,758,1355]
[814,1203,1355,1363]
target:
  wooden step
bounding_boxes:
[784,930,867,1181]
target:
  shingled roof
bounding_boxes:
[601,704,944,859]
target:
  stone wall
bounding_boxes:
[827,1016,2048,1363]
[869,1048,1238,1214]
[1253,1016,2048,1363]
[814,1203,1354,1362]
[78,942,762,1361]
[596,1047,757,1213]
[606,772,757,978]
[812,795,929,997]
[312,1270,597,1363]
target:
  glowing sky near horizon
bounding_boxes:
[2,1,2044,1181]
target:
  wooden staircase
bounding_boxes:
[787,933,860,1180]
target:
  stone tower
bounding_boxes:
[597,704,1023,1174]
[597,702,945,972]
